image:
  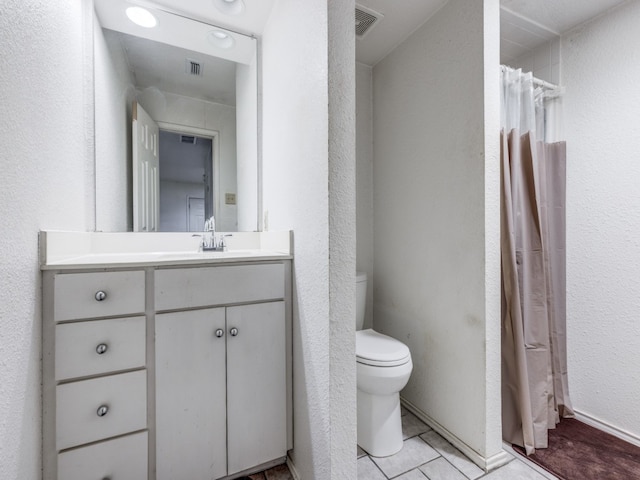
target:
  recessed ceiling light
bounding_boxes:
[207,30,235,49]
[212,0,245,16]
[125,6,157,28]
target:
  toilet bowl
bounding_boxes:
[356,273,413,457]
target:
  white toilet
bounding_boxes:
[356,272,413,457]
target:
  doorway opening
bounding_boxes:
[158,127,218,232]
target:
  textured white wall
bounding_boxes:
[0,1,95,478]
[261,0,331,477]
[562,0,640,441]
[372,0,503,464]
[94,25,136,232]
[328,0,356,478]
[137,90,238,231]
[356,63,374,329]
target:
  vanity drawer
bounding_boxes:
[155,263,285,310]
[54,271,145,321]
[58,431,148,480]
[56,370,147,450]
[55,317,146,381]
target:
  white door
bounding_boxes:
[155,308,227,480]
[132,101,159,231]
[226,301,287,475]
[187,196,205,232]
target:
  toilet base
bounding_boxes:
[357,390,403,457]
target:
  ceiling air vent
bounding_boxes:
[180,135,196,144]
[356,5,383,39]
[185,58,203,76]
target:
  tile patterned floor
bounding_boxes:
[247,408,558,480]
[357,407,560,480]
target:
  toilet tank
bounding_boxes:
[356,272,367,331]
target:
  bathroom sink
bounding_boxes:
[46,249,279,267]
[157,249,267,260]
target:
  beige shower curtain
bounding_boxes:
[500,67,574,455]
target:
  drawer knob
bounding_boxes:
[96,343,108,355]
[215,329,224,338]
[230,327,239,337]
[96,405,109,417]
[95,290,107,302]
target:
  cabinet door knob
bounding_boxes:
[95,290,107,301]
[96,405,109,417]
[96,343,108,355]
[230,327,238,337]
[215,329,224,338]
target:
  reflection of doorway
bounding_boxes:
[158,129,215,231]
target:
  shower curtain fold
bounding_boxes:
[500,67,574,455]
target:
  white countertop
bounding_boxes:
[40,231,293,270]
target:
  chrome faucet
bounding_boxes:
[203,216,216,250]
[199,216,231,252]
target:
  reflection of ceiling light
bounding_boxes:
[212,0,245,16]
[126,6,157,28]
[207,30,235,49]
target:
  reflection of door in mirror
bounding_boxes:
[132,102,159,232]
[187,197,205,233]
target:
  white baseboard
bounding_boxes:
[573,409,640,448]
[401,397,512,473]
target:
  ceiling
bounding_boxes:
[96,0,628,105]
[103,30,238,106]
[159,131,212,183]
[355,0,628,66]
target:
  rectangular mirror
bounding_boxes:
[93,0,259,232]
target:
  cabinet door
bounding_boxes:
[156,308,227,480]
[226,301,286,475]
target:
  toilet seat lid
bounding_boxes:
[356,329,411,367]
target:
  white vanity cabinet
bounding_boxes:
[43,258,292,480]
[154,264,288,479]
[42,270,149,480]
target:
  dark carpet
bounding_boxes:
[513,419,640,480]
